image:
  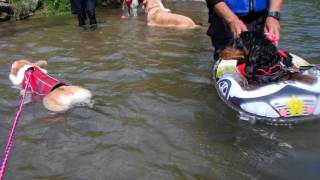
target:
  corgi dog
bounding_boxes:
[9,60,93,112]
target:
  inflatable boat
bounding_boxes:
[213,53,320,126]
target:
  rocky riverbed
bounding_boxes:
[0,0,41,21]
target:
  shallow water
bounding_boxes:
[0,1,319,180]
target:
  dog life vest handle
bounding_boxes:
[0,69,33,180]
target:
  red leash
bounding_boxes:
[0,70,32,180]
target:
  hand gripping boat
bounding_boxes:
[213,54,320,126]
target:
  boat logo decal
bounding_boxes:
[287,95,304,115]
[218,79,231,99]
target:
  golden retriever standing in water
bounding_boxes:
[143,0,198,29]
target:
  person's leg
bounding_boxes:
[86,0,97,31]
[207,15,233,61]
[253,11,268,33]
[71,0,86,27]
[70,0,81,14]
[87,10,97,31]
[242,11,268,33]
[77,14,86,27]
[211,36,233,60]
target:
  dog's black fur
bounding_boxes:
[220,31,314,85]
[236,32,293,82]
[220,31,299,84]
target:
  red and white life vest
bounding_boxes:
[22,66,64,96]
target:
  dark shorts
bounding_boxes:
[207,11,268,60]
[70,0,95,14]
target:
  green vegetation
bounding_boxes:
[9,0,71,19]
[41,0,71,16]
[4,0,121,20]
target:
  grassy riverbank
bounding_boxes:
[10,0,70,18]
[41,0,70,16]
[8,0,120,19]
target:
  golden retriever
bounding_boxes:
[143,0,198,29]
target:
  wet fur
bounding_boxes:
[220,31,314,84]
[143,0,198,29]
[9,60,93,112]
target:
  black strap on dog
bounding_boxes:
[27,66,35,72]
[251,51,298,85]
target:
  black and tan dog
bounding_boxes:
[219,31,314,85]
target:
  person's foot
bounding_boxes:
[88,11,97,31]
[89,24,97,31]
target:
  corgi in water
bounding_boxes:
[9,60,93,112]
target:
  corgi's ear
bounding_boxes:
[33,60,47,67]
[10,59,32,76]
[219,47,245,60]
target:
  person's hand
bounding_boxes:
[264,17,281,45]
[227,17,248,38]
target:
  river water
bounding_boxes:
[0,1,319,180]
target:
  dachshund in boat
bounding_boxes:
[219,31,314,85]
